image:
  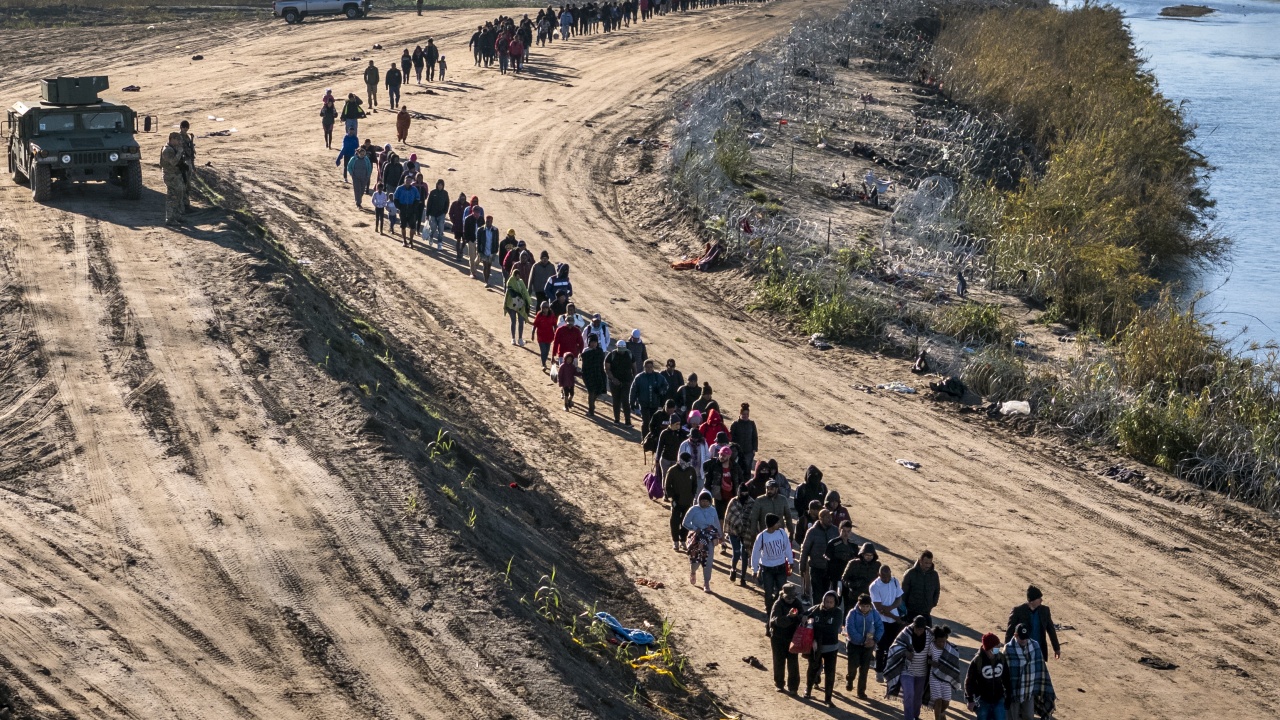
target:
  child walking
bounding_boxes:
[437,56,447,81]
[372,183,389,233]
[557,353,578,411]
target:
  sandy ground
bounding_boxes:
[1,2,1278,719]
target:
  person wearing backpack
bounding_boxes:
[768,582,805,694]
[502,268,532,346]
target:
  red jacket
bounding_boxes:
[533,313,557,344]
[699,409,729,446]
[552,322,584,359]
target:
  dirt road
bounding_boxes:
[1,2,1277,719]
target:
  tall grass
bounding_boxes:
[933,5,1223,335]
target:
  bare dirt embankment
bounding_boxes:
[0,2,1278,720]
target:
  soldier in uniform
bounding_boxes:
[179,120,196,212]
[160,132,187,226]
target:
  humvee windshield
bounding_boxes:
[83,112,125,130]
[38,114,76,132]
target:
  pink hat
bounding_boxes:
[687,410,703,426]
[718,446,733,458]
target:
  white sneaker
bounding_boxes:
[511,339,518,346]
[517,338,525,347]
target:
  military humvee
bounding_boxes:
[5,76,155,202]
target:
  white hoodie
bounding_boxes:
[751,528,795,573]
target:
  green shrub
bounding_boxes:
[962,348,1028,401]
[801,292,890,341]
[746,189,768,203]
[713,124,752,185]
[934,302,1013,345]
[1116,387,1206,474]
[1116,295,1223,393]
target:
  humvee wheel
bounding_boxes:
[123,160,142,200]
[31,163,51,202]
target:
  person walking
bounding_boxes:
[556,352,578,410]
[320,97,338,149]
[580,335,608,416]
[630,359,669,440]
[654,413,685,480]
[841,542,882,612]
[966,633,1012,720]
[412,45,425,84]
[871,565,907,681]
[462,210,484,276]
[530,251,556,308]
[805,590,842,706]
[336,127,359,182]
[885,617,932,720]
[604,340,635,425]
[729,403,758,476]
[678,427,709,489]
[503,268,532,345]
[543,263,573,304]
[682,491,721,593]
[768,582,805,695]
[800,508,839,602]
[399,48,413,87]
[697,409,728,456]
[927,626,962,720]
[676,373,701,415]
[581,313,611,353]
[437,54,447,81]
[702,446,741,522]
[663,451,698,551]
[396,106,411,143]
[552,313,585,367]
[844,593,883,699]
[393,176,421,247]
[386,62,404,110]
[424,179,450,250]
[825,520,858,602]
[1005,586,1061,663]
[347,146,373,207]
[794,465,828,521]
[824,490,851,527]
[340,92,365,134]
[691,381,718,417]
[748,478,795,539]
[751,513,794,625]
[902,551,942,625]
[625,328,648,367]
[448,192,468,258]
[425,39,440,81]
[372,183,389,233]
[533,302,557,371]
[660,359,683,406]
[723,483,755,586]
[364,61,380,108]
[160,132,187,226]
[1004,625,1055,720]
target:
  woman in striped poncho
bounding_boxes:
[884,617,963,719]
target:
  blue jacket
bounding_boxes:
[393,185,420,206]
[844,607,883,644]
[544,275,572,300]
[338,134,359,159]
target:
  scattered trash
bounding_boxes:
[896,459,921,471]
[1100,465,1146,484]
[147,25,155,30]
[851,384,875,394]
[348,55,362,61]
[1055,624,1076,631]
[1172,546,1192,553]
[1013,339,1028,348]
[1000,400,1031,416]
[742,656,766,670]
[350,332,366,347]
[297,258,314,265]
[561,82,574,87]
[809,333,833,350]
[122,85,141,92]
[408,111,432,120]
[373,43,383,49]
[191,55,204,61]
[490,187,542,196]
[634,578,665,589]
[1138,656,1178,670]
[823,423,860,436]
[705,661,719,670]
[1212,658,1251,677]
[202,130,233,137]
[877,381,916,394]
[611,177,633,186]
[508,482,524,491]
[595,612,654,647]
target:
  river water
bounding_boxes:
[1060,0,1280,348]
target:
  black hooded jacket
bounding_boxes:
[793,465,828,518]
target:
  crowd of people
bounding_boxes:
[313,3,1060,719]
